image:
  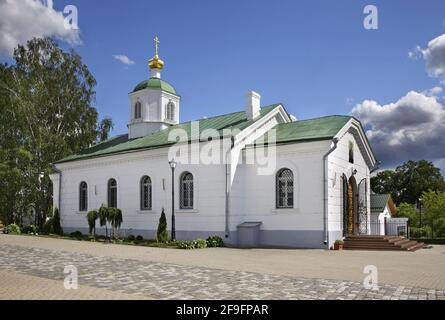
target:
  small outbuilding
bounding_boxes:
[370,194,397,235]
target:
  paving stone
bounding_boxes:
[0,244,442,300]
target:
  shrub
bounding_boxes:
[127,235,135,241]
[4,224,21,234]
[86,210,98,235]
[157,208,169,243]
[136,235,144,241]
[206,236,224,247]
[52,207,63,235]
[22,225,38,234]
[334,240,344,245]
[194,238,207,249]
[43,218,53,234]
[70,231,83,239]
[176,240,195,249]
[177,239,207,249]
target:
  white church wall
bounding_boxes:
[327,130,371,247]
[54,143,229,238]
[229,140,331,248]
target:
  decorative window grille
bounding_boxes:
[276,168,294,208]
[79,181,88,211]
[358,178,368,235]
[140,176,152,210]
[166,101,175,121]
[180,172,194,209]
[134,102,142,119]
[108,178,117,208]
[342,174,348,236]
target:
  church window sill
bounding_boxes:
[177,209,198,214]
[137,210,155,214]
[270,208,299,214]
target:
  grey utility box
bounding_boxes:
[237,221,262,247]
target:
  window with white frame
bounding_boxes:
[134,101,142,119]
[349,141,354,164]
[166,101,175,121]
[180,172,194,209]
[108,178,117,208]
[79,181,88,211]
[140,176,152,210]
[276,168,294,208]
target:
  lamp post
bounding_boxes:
[169,159,177,240]
[418,198,422,228]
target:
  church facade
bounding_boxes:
[50,39,378,249]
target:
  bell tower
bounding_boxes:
[128,36,180,139]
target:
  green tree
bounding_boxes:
[97,117,114,142]
[371,160,445,205]
[157,208,169,243]
[421,191,445,237]
[371,170,398,198]
[52,207,63,235]
[0,38,113,228]
[396,202,419,227]
[86,210,98,236]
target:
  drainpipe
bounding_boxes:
[224,136,235,238]
[323,138,339,249]
[52,164,62,215]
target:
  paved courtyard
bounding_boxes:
[1,234,444,300]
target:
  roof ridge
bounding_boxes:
[277,114,351,125]
[179,103,280,124]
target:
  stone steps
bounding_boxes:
[344,235,425,252]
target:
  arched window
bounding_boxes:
[108,178,117,208]
[180,172,194,209]
[79,181,88,211]
[140,176,152,210]
[349,141,354,164]
[134,101,142,119]
[276,168,294,208]
[166,101,175,121]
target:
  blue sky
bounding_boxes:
[2,0,445,171]
[50,0,443,130]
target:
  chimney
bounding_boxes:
[246,91,261,120]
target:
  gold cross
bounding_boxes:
[154,36,160,55]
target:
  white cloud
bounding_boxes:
[408,45,423,60]
[112,54,135,65]
[422,86,443,96]
[351,90,445,169]
[0,0,81,57]
[412,33,445,79]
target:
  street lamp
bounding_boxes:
[418,198,423,228]
[169,159,177,240]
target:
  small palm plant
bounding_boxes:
[109,208,123,239]
[86,210,98,236]
[98,205,109,240]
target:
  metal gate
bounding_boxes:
[358,178,368,235]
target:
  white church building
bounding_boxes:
[50,39,378,249]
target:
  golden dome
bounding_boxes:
[148,54,164,70]
[148,36,164,70]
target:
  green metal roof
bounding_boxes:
[252,115,352,145]
[56,104,280,164]
[371,194,391,212]
[133,77,177,95]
